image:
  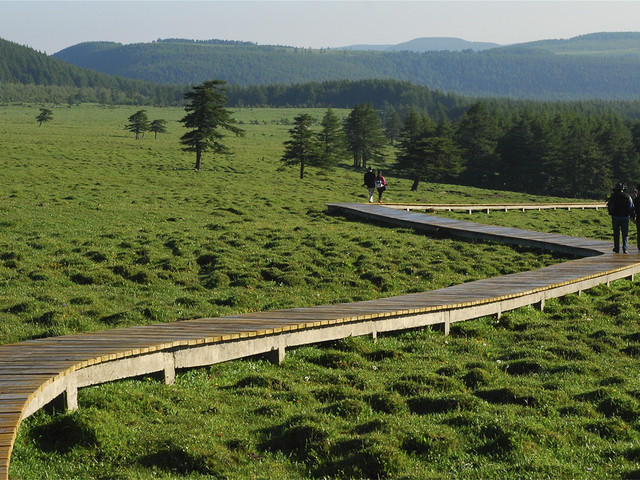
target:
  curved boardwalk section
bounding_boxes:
[0,202,637,478]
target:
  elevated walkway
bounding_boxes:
[0,202,636,479]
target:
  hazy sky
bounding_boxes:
[3,1,640,54]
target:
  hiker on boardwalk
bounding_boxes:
[634,184,640,250]
[375,170,387,203]
[607,181,635,253]
[363,166,376,203]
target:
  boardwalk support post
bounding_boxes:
[444,311,451,336]
[536,297,545,311]
[164,352,176,385]
[65,377,78,412]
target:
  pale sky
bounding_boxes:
[2,1,640,55]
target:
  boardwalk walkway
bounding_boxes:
[0,202,637,479]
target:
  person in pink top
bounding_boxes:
[375,170,387,203]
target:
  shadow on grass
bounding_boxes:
[138,442,220,476]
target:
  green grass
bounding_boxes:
[3,104,637,479]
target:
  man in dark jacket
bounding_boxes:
[634,184,640,250]
[363,166,376,203]
[607,182,635,253]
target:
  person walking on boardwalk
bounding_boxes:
[633,184,640,250]
[363,166,376,203]
[375,170,387,203]
[607,182,635,254]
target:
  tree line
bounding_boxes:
[280,101,640,200]
[419,102,640,199]
[30,75,640,201]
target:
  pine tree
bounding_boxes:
[125,109,150,140]
[406,119,462,191]
[150,119,168,139]
[318,108,345,167]
[395,109,435,190]
[35,107,53,127]
[179,80,244,171]
[456,102,500,188]
[281,113,321,179]
[342,103,386,168]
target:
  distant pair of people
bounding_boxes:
[607,181,637,253]
[363,166,386,203]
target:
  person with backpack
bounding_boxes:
[607,181,635,253]
[363,166,376,203]
[375,170,387,203]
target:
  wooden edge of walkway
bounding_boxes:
[0,201,634,479]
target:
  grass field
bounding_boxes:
[3,104,640,479]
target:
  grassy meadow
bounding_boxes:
[3,104,640,479]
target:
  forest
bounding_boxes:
[51,33,640,101]
[294,99,640,200]
[391,101,640,199]
[0,38,185,106]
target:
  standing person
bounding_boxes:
[633,184,640,250]
[375,170,387,203]
[607,182,635,254]
[363,166,376,203]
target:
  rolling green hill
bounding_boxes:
[0,37,185,105]
[50,33,640,101]
[508,31,640,56]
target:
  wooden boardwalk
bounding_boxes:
[0,202,638,479]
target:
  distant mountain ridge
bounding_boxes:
[339,37,500,52]
[0,31,637,102]
[49,32,640,101]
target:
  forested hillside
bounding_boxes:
[51,33,640,101]
[0,38,184,105]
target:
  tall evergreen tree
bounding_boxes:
[318,108,345,167]
[179,80,244,171]
[382,103,402,145]
[562,117,612,198]
[596,114,640,185]
[35,107,53,127]
[150,119,168,139]
[395,109,435,190]
[125,109,150,140]
[496,111,550,193]
[411,120,462,190]
[281,113,321,179]
[342,103,386,169]
[456,102,500,188]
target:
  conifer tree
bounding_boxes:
[318,108,345,167]
[456,102,500,188]
[125,109,150,140]
[35,107,53,127]
[150,119,168,139]
[179,80,244,171]
[343,103,386,168]
[281,113,320,179]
